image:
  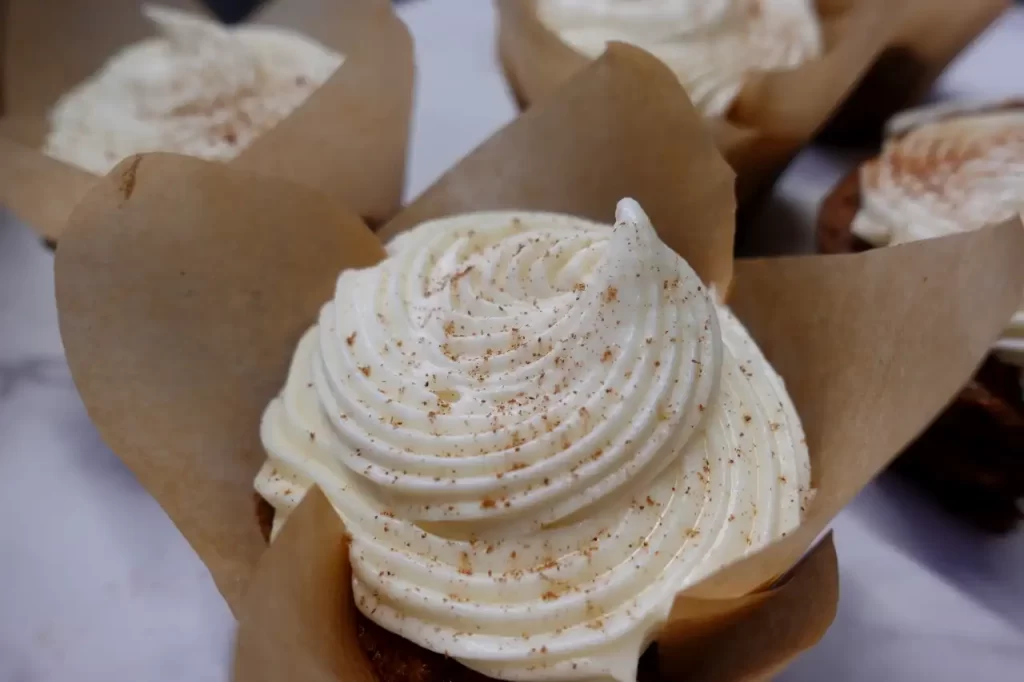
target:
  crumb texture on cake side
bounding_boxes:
[818,102,1024,531]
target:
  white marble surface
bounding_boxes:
[2,1,1023,680]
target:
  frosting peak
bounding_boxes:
[257,201,811,681]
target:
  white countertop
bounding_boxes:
[1,2,1022,680]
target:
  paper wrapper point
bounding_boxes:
[55,45,1024,681]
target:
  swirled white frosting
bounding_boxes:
[43,5,343,175]
[851,103,1024,369]
[256,199,811,682]
[535,0,822,117]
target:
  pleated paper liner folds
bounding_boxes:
[55,47,1024,682]
[0,0,413,245]
[497,0,1009,205]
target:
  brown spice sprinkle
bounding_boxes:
[359,366,372,377]
[451,266,474,286]
[347,331,358,346]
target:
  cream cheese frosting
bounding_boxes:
[535,0,823,117]
[256,199,811,682]
[851,102,1024,369]
[43,5,344,175]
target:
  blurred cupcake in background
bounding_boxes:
[818,99,1024,532]
[535,0,823,118]
[43,5,344,175]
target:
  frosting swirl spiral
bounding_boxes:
[852,103,1024,369]
[535,0,823,117]
[257,200,811,682]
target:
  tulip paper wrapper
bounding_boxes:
[55,47,1024,681]
[0,0,413,242]
[497,0,1008,203]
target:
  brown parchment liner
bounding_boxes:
[55,46,1024,681]
[0,0,413,242]
[496,0,1008,203]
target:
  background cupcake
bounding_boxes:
[498,0,1009,208]
[535,0,824,119]
[818,100,1024,531]
[43,5,345,176]
[0,0,413,242]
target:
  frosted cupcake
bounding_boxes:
[43,5,343,175]
[534,0,823,118]
[255,199,812,682]
[818,100,1024,531]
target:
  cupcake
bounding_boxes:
[497,0,889,210]
[42,5,345,176]
[532,0,823,119]
[255,199,813,682]
[0,0,413,242]
[818,100,1024,531]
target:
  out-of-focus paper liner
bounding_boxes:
[232,486,837,682]
[820,0,1008,143]
[893,0,1008,74]
[54,48,1024,678]
[884,0,1008,108]
[496,0,1006,198]
[0,134,94,243]
[56,152,387,608]
[0,0,412,240]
